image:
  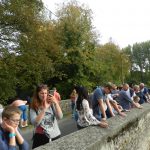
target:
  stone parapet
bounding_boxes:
[60,99,72,115]
[35,103,150,150]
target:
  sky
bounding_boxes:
[42,0,150,48]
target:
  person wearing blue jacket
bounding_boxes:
[0,105,29,150]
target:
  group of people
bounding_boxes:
[0,82,149,150]
[71,82,150,130]
[0,84,63,150]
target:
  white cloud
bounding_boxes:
[42,0,150,48]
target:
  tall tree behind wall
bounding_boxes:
[0,0,54,104]
[123,41,150,85]
[132,41,150,84]
[51,0,99,96]
[93,43,130,85]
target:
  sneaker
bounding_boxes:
[21,124,28,128]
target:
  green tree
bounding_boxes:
[0,51,18,105]
[123,41,150,85]
[0,0,51,104]
[93,43,130,84]
[0,0,43,51]
[51,1,99,96]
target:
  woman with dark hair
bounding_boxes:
[76,86,108,129]
[30,84,63,149]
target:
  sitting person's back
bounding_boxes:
[119,83,143,110]
[119,90,132,110]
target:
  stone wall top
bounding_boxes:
[35,103,150,150]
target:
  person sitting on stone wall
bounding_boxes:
[139,83,150,102]
[119,83,143,110]
[133,85,147,104]
[75,86,108,129]
[132,96,141,108]
[92,84,116,121]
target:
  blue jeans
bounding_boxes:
[18,105,27,121]
[93,106,102,121]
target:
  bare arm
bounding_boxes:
[110,101,127,117]
[15,128,29,149]
[9,132,16,146]
[106,99,115,117]
[2,121,16,146]
[30,108,46,125]
[132,101,143,109]
[98,99,107,120]
[49,95,63,119]
[15,129,24,145]
[53,102,63,119]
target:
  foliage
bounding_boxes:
[93,43,130,85]
[0,0,47,104]
[51,1,99,93]
[123,41,150,85]
[0,0,150,104]
[0,52,17,105]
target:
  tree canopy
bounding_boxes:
[0,0,149,105]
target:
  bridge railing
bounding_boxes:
[34,103,150,150]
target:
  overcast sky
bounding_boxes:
[42,0,150,48]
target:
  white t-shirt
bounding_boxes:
[77,99,100,127]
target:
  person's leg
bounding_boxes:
[18,106,24,127]
[18,105,28,127]
[32,133,49,149]
[93,107,102,121]
[105,108,112,118]
[22,105,28,126]
[71,102,75,117]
